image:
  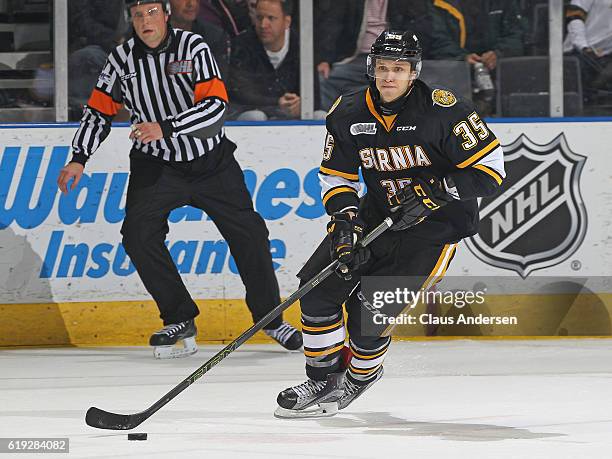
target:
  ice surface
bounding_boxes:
[1,340,611,458]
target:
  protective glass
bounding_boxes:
[366,54,420,81]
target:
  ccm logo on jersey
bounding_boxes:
[397,126,417,131]
[350,123,377,135]
[167,60,193,75]
[120,72,137,81]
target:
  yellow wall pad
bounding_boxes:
[387,293,612,338]
[2,293,612,347]
[0,300,301,347]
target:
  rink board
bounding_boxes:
[1,121,611,345]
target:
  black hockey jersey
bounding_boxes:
[319,80,505,242]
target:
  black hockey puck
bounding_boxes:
[127,433,147,441]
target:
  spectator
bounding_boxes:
[429,0,524,114]
[429,0,524,69]
[563,0,612,105]
[197,0,252,37]
[246,0,257,26]
[314,0,433,110]
[68,0,128,115]
[170,0,230,77]
[228,0,325,120]
[69,0,127,54]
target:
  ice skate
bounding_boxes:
[338,366,384,410]
[149,319,198,359]
[274,372,344,418]
[264,321,303,351]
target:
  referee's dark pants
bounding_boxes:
[121,137,283,329]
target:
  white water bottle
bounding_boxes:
[473,62,494,100]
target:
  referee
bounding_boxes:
[56,0,302,358]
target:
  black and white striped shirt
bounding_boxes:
[71,27,228,164]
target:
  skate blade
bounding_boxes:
[274,402,338,419]
[153,337,198,359]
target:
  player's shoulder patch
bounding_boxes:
[431,88,457,108]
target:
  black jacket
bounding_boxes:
[191,19,230,79]
[229,28,320,117]
[429,0,524,59]
[69,0,126,53]
[314,0,434,64]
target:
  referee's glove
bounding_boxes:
[327,212,370,280]
[388,172,453,231]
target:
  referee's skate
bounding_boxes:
[149,319,198,359]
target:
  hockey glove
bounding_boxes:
[327,212,370,280]
[388,173,454,231]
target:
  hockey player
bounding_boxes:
[57,0,302,358]
[275,30,505,417]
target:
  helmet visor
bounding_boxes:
[366,54,419,81]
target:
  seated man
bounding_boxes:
[170,0,230,77]
[428,0,524,114]
[314,0,433,111]
[429,0,523,69]
[563,0,612,105]
[228,0,324,120]
[68,0,128,116]
[197,0,252,37]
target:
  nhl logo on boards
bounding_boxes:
[465,134,587,278]
[431,89,456,107]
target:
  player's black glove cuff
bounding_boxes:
[327,212,370,280]
[388,172,453,231]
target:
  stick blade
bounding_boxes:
[85,407,145,430]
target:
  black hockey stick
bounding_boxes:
[85,216,395,430]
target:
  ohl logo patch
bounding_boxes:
[167,60,193,75]
[465,134,587,278]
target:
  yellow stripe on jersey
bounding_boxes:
[319,166,360,181]
[365,88,397,132]
[301,319,344,333]
[456,139,500,169]
[434,0,466,48]
[349,363,383,374]
[382,243,456,336]
[350,347,389,360]
[304,344,345,357]
[383,114,398,128]
[322,186,358,206]
[473,164,504,185]
[429,244,457,288]
[421,243,454,291]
